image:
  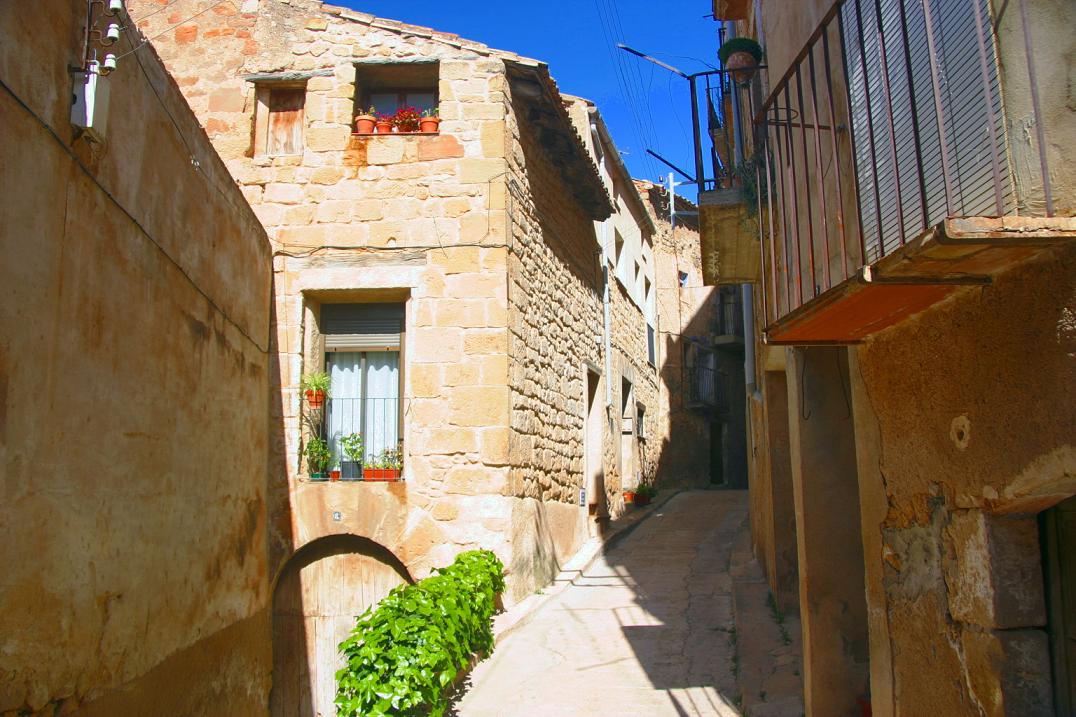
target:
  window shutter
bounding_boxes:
[322,304,404,351]
[267,88,305,156]
[844,0,1011,260]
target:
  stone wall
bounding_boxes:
[0,1,272,713]
[502,88,602,594]
[129,0,525,587]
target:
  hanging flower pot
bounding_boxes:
[301,371,329,409]
[718,37,763,86]
[354,109,377,134]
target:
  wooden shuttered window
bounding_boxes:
[842,0,1012,261]
[322,303,404,351]
[267,88,305,156]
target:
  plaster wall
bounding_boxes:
[785,347,870,717]
[0,1,272,712]
[847,245,1075,715]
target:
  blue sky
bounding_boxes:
[338,0,719,200]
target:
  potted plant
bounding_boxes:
[718,36,763,85]
[354,106,377,134]
[300,371,330,410]
[623,488,637,505]
[419,107,440,133]
[392,106,421,134]
[634,484,657,506]
[330,465,342,482]
[363,447,403,481]
[304,435,331,481]
[375,112,394,134]
[340,432,364,481]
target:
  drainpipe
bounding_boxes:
[591,121,614,408]
[724,20,760,403]
[742,283,761,401]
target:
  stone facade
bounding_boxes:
[129,0,664,608]
[0,1,272,713]
[636,182,723,488]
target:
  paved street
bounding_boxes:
[455,490,803,717]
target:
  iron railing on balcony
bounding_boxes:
[714,286,745,338]
[747,0,1054,326]
[687,358,729,412]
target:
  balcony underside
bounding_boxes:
[765,217,1076,345]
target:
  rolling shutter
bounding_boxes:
[322,303,404,351]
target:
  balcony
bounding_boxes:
[713,286,745,347]
[701,0,1074,344]
[687,351,729,414]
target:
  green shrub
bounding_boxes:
[335,550,506,717]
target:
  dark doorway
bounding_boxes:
[710,421,725,485]
[1042,495,1076,716]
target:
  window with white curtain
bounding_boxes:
[320,303,404,476]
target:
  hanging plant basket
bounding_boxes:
[305,389,326,409]
[718,37,763,85]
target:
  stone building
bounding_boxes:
[0,0,272,713]
[699,0,1075,714]
[127,1,664,712]
[634,180,745,489]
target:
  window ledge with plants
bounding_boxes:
[299,371,405,484]
[353,106,440,136]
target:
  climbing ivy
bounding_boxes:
[335,550,506,717]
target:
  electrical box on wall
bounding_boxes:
[71,63,110,142]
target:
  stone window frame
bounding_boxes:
[353,61,440,127]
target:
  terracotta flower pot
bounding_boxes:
[624,491,636,505]
[305,389,325,409]
[330,469,341,482]
[419,117,440,133]
[725,50,758,85]
[363,468,401,481]
[354,114,376,134]
[375,120,393,134]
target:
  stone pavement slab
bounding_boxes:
[453,490,803,717]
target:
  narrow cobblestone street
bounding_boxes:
[455,491,803,717]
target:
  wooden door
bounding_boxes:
[271,545,408,717]
[1044,496,1076,716]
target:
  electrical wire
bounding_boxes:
[0,74,269,354]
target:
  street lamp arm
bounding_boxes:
[616,43,689,79]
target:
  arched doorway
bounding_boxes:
[270,535,411,717]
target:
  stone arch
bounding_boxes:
[270,534,411,717]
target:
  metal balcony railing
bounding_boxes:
[310,397,402,480]
[714,287,745,339]
[739,0,1054,327]
[687,360,728,413]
